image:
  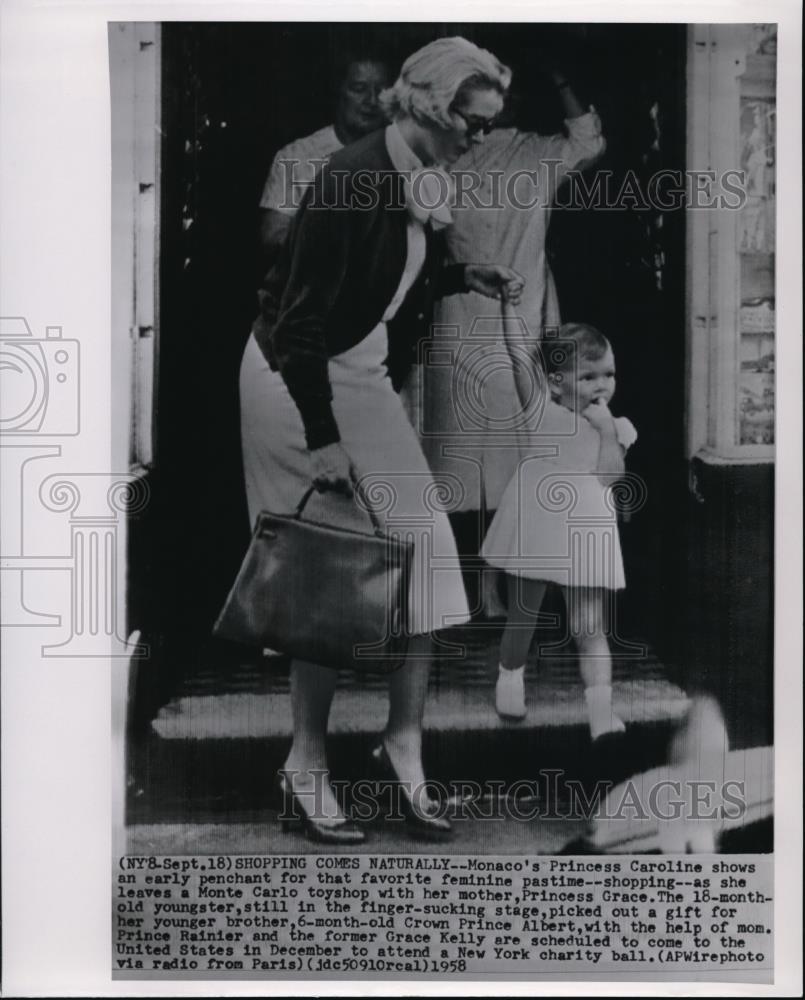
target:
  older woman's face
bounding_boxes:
[434,86,505,165]
[337,60,390,139]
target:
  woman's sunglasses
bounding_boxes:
[451,107,498,137]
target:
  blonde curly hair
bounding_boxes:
[379,36,511,129]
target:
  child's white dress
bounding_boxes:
[481,401,637,590]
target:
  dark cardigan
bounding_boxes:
[252,128,467,450]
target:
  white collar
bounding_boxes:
[385,122,454,229]
[384,121,423,174]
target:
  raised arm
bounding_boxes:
[550,69,587,121]
[500,300,543,415]
[516,68,606,191]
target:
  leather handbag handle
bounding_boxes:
[295,477,386,538]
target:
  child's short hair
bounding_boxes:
[547,322,612,375]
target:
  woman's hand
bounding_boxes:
[548,67,572,88]
[310,442,354,495]
[465,264,525,306]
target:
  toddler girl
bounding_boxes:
[481,322,637,740]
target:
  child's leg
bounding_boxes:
[565,586,625,740]
[495,575,548,719]
[500,575,548,668]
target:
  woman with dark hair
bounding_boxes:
[258,52,391,261]
[240,36,523,844]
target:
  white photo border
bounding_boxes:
[0,0,801,996]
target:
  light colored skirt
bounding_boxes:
[240,327,471,635]
[480,457,627,590]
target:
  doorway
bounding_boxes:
[139,21,688,673]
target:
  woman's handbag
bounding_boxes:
[213,483,413,673]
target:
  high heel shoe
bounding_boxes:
[371,744,452,841]
[276,772,365,845]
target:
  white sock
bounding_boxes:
[585,684,626,740]
[496,664,526,719]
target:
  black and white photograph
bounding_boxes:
[117,20,775,855]
[1,2,801,994]
[103,17,789,981]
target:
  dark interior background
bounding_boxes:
[133,22,690,691]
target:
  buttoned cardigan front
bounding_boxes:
[252,128,467,450]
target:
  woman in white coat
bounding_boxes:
[418,70,606,532]
[240,37,523,844]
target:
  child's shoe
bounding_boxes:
[495,664,527,720]
[585,684,626,741]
